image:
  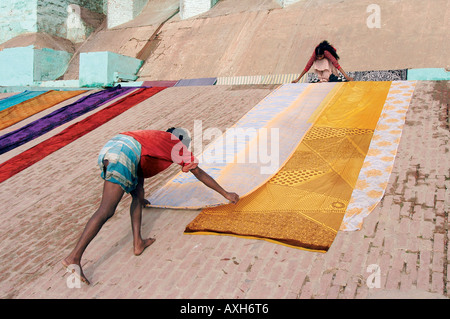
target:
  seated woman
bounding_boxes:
[293,40,354,83]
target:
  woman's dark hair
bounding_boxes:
[315,40,340,60]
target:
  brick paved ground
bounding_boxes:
[0,81,448,299]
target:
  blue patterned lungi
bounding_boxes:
[97,134,142,193]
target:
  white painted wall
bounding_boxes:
[0,0,38,44]
[107,0,149,28]
[179,0,218,20]
[0,0,105,45]
[276,0,301,7]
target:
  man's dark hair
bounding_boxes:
[166,127,191,148]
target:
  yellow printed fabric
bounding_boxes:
[148,83,336,209]
[185,81,392,252]
[0,90,86,130]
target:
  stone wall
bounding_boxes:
[107,0,149,28]
[0,0,105,45]
[0,0,38,44]
[180,0,219,20]
[36,0,105,42]
[79,51,143,87]
[276,0,301,7]
[0,46,72,86]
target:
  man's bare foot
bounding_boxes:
[134,238,156,256]
[62,258,90,285]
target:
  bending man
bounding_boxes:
[62,127,239,285]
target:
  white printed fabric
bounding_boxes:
[340,81,417,231]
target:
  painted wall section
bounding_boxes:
[34,48,73,81]
[0,46,72,86]
[37,0,105,43]
[0,0,105,45]
[107,0,149,28]
[0,0,38,44]
[0,47,34,86]
[180,0,219,20]
[407,68,450,81]
[79,51,143,87]
[276,0,301,7]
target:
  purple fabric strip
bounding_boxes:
[174,78,217,87]
[0,85,134,155]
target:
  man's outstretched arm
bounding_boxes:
[190,166,239,204]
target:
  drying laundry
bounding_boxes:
[174,78,217,86]
[0,86,134,155]
[185,81,392,252]
[0,90,86,130]
[0,87,165,183]
[147,82,337,208]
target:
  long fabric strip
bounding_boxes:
[216,74,310,85]
[261,74,304,84]
[148,83,337,208]
[174,78,217,86]
[0,91,46,112]
[0,93,18,101]
[185,81,392,252]
[216,75,264,85]
[142,80,177,87]
[0,92,19,101]
[308,69,408,83]
[0,86,135,155]
[340,81,417,231]
[0,87,165,184]
[0,90,86,130]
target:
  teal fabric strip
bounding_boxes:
[0,90,47,112]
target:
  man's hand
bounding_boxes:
[190,167,240,204]
[224,192,239,204]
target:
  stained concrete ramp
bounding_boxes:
[0,33,75,54]
[63,0,179,80]
[182,0,281,19]
[0,82,448,299]
[138,0,450,80]
[113,0,179,28]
